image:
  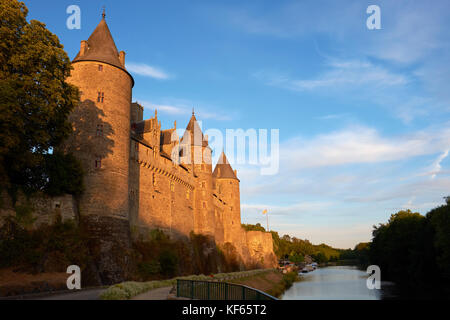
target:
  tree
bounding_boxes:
[0,0,79,198]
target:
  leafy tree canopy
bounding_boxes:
[0,0,80,197]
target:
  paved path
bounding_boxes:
[132,286,173,300]
[34,288,106,300]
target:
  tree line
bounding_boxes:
[367,198,450,297]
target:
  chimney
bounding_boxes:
[119,51,126,66]
[80,40,88,56]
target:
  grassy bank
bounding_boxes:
[228,270,299,298]
[100,269,274,300]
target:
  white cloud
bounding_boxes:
[430,149,449,179]
[135,99,233,121]
[126,62,171,80]
[282,126,450,169]
[254,59,408,92]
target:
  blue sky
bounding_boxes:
[25,0,450,248]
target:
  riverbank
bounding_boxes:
[228,270,299,298]
[100,269,275,300]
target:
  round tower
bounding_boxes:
[67,15,133,220]
[212,152,241,243]
[63,14,134,284]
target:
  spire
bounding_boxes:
[73,14,125,72]
[181,113,208,147]
[212,152,239,180]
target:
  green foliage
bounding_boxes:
[159,250,178,277]
[43,152,84,196]
[0,216,90,272]
[282,271,299,289]
[13,203,36,227]
[270,231,340,263]
[369,201,450,296]
[0,0,80,198]
[134,229,241,281]
[241,223,266,232]
[427,201,450,283]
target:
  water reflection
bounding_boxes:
[281,266,397,300]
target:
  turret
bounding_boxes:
[213,152,241,243]
[62,12,134,284]
[180,112,215,237]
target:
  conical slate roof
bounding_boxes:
[181,114,208,147]
[213,152,238,180]
[73,17,124,71]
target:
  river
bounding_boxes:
[281,266,397,300]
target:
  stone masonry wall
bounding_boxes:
[0,190,77,228]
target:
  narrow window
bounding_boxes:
[95,157,102,169]
[186,190,190,200]
[98,64,103,71]
[202,202,206,209]
[170,181,175,192]
[202,181,206,188]
[96,124,103,137]
[152,173,156,186]
[97,92,104,103]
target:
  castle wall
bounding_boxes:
[129,138,195,240]
[0,190,77,228]
[245,230,278,268]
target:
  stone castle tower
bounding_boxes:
[63,13,135,283]
[61,14,276,283]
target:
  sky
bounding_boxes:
[24,0,450,248]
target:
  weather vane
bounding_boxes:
[102,6,106,19]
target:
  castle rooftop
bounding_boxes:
[213,152,239,181]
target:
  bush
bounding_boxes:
[159,250,178,277]
[0,217,90,272]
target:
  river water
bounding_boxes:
[281,266,397,300]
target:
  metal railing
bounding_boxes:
[176,279,277,300]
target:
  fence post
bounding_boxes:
[191,280,194,299]
[176,280,179,297]
[242,286,246,300]
[225,283,228,300]
[207,281,210,300]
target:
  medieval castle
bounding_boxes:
[64,15,276,279]
[0,14,276,284]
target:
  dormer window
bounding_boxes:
[98,64,103,71]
